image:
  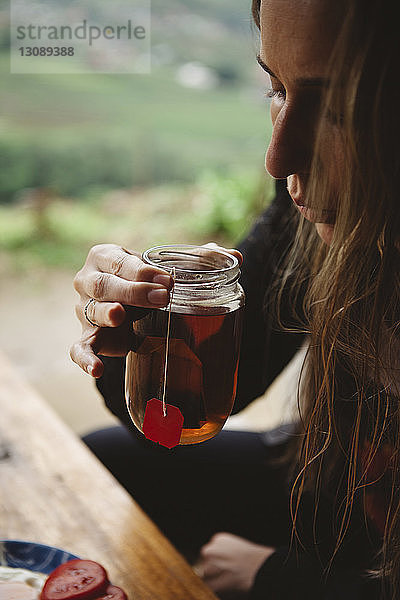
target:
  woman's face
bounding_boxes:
[258,0,345,245]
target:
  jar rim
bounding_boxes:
[142,244,240,277]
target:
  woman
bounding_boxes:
[71,0,400,597]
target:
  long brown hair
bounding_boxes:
[252,0,400,596]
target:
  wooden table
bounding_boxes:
[0,351,217,600]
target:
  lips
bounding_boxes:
[289,193,336,225]
[286,175,337,225]
[296,203,336,224]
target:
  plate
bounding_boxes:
[0,540,78,574]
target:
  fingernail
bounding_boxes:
[152,274,172,288]
[148,289,169,306]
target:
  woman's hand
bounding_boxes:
[70,243,242,379]
[70,244,173,378]
[195,533,275,599]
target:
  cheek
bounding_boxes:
[319,127,345,191]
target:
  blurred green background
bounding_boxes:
[1,0,272,271]
[0,0,273,433]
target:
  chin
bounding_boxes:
[315,223,334,245]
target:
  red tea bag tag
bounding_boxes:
[143,398,184,448]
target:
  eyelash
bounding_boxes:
[264,88,286,101]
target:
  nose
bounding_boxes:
[265,100,314,179]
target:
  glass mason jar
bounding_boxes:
[125,244,245,446]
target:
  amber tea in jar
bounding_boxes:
[125,245,245,446]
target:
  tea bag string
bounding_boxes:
[161,266,176,417]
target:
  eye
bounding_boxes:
[264,74,286,102]
[265,87,286,101]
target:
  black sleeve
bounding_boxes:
[251,548,382,600]
[233,179,305,412]
[96,180,305,425]
[95,355,130,428]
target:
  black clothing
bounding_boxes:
[84,181,383,599]
[83,424,292,562]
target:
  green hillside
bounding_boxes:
[0,0,270,202]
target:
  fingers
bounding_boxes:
[202,242,243,266]
[70,323,134,377]
[196,533,275,598]
[87,244,173,284]
[70,335,105,378]
[82,300,126,328]
[71,244,174,378]
[194,559,221,581]
[80,273,170,307]
[74,244,173,309]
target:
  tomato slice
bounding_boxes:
[93,584,128,600]
[40,559,108,600]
